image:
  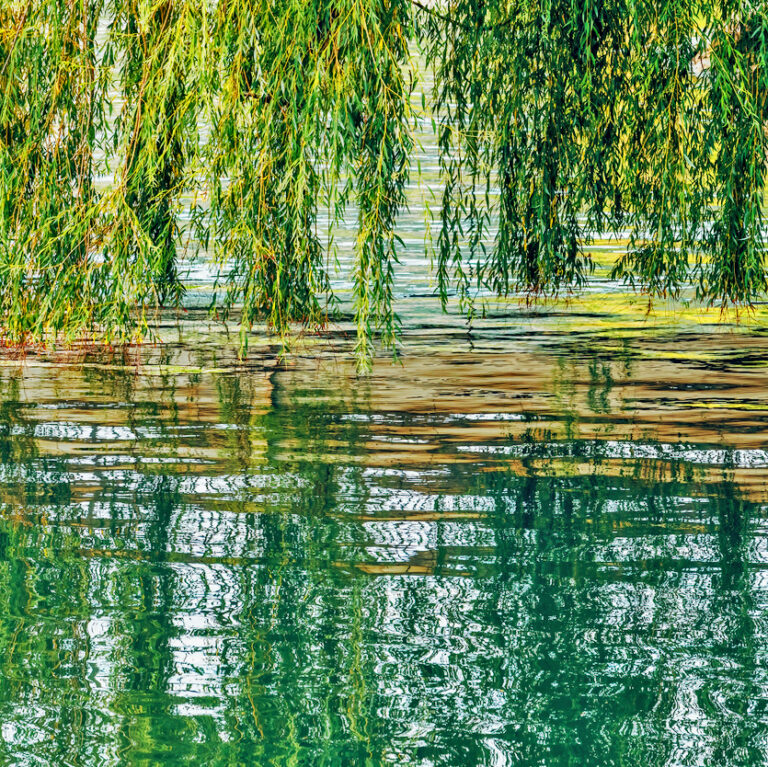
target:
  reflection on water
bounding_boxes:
[0,331,767,766]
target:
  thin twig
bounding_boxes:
[0,1,32,80]
[409,0,514,32]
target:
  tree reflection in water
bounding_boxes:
[0,346,765,766]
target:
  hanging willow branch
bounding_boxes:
[1,0,767,367]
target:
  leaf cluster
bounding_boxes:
[1,0,767,366]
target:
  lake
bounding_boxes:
[0,302,766,765]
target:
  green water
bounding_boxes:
[0,320,767,766]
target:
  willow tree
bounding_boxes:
[1,0,767,366]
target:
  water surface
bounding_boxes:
[0,317,767,766]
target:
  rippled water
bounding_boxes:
[0,314,767,766]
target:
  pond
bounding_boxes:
[0,304,767,766]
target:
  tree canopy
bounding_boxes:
[1,0,767,365]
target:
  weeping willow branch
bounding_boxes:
[409,0,515,32]
[1,0,767,367]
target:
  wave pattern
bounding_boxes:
[0,340,766,766]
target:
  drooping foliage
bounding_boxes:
[422,0,768,310]
[207,0,412,360]
[1,0,767,364]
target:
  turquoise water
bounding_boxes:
[0,315,767,765]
